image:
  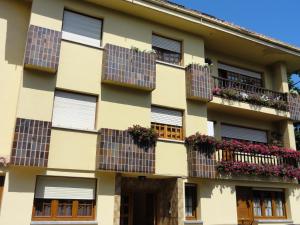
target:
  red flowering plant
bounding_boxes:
[185,133,217,156]
[127,125,158,150]
[217,161,300,180]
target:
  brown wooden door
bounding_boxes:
[0,176,4,206]
[236,187,253,225]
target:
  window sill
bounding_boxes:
[52,126,99,134]
[184,220,203,225]
[254,219,293,224]
[156,60,185,69]
[158,138,184,144]
[31,221,98,225]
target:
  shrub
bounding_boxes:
[127,125,158,149]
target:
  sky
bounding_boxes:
[170,0,300,86]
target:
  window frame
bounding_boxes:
[152,33,183,66]
[32,198,96,221]
[0,176,4,207]
[184,183,197,220]
[62,9,104,48]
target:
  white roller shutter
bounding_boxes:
[152,34,181,53]
[207,121,215,137]
[221,124,267,143]
[52,91,97,130]
[62,10,102,47]
[218,63,261,79]
[151,106,182,127]
[35,176,96,200]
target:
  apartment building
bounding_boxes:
[1,0,300,225]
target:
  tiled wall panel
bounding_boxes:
[288,94,300,121]
[24,25,61,73]
[11,118,51,167]
[96,128,155,173]
[186,64,212,102]
[102,44,156,91]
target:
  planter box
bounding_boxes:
[102,44,156,91]
[186,64,212,102]
[24,25,61,73]
[11,118,51,167]
[96,128,155,173]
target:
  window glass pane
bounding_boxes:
[57,200,73,216]
[264,194,273,217]
[185,184,196,218]
[34,199,52,217]
[253,196,262,216]
[78,200,93,216]
[275,193,284,217]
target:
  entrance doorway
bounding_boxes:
[120,192,156,225]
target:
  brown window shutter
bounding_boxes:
[236,187,253,225]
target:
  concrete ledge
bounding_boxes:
[31,221,98,225]
[184,220,204,225]
[254,219,293,224]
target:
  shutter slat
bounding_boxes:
[221,124,267,143]
[218,63,261,79]
[152,35,181,53]
[62,10,102,47]
[52,91,96,130]
[35,176,96,200]
[151,107,182,126]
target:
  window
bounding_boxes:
[152,34,182,65]
[221,124,267,144]
[62,10,102,47]
[207,121,215,137]
[52,91,97,130]
[32,176,96,221]
[151,106,183,140]
[218,63,262,87]
[0,176,4,206]
[236,187,286,222]
[185,184,197,220]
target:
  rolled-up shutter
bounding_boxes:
[207,121,215,137]
[218,63,261,79]
[35,176,96,200]
[221,124,267,143]
[62,10,102,47]
[152,34,181,53]
[52,91,97,130]
[151,106,182,127]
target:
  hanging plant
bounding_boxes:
[127,125,158,149]
[185,133,217,156]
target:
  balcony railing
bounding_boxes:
[212,76,288,110]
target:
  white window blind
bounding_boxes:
[151,106,182,127]
[52,91,97,130]
[35,176,96,200]
[218,63,261,79]
[152,34,181,53]
[62,10,102,47]
[207,121,215,137]
[221,124,267,143]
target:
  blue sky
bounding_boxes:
[170,0,300,86]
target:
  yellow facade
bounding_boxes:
[1,0,300,225]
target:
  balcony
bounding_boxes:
[96,128,155,173]
[211,76,288,111]
[187,137,300,182]
[102,44,156,91]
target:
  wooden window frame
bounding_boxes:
[152,33,183,66]
[0,176,4,207]
[151,122,183,140]
[185,183,197,220]
[252,190,286,220]
[32,199,96,221]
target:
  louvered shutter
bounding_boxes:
[52,91,97,130]
[62,10,102,47]
[152,35,181,53]
[207,121,215,137]
[221,124,267,143]
[35,176,96,200]
[151,107,182,127]
[218,63,261,79]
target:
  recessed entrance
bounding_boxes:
[120,192,156,225]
